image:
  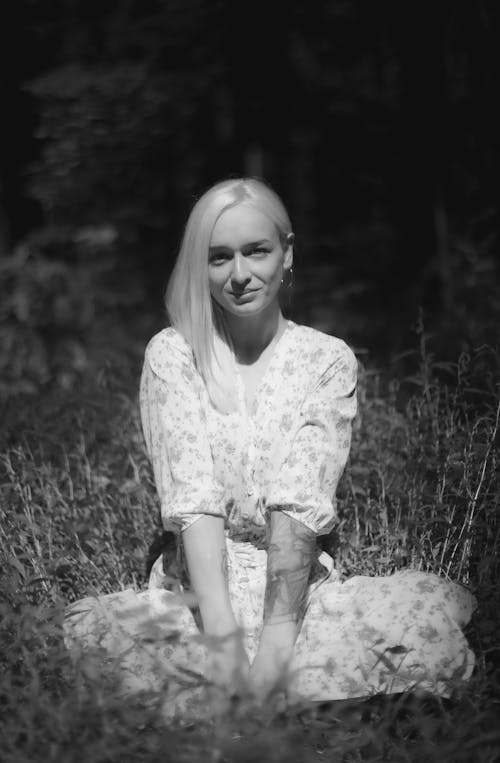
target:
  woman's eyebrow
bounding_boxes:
[209,239,272,252]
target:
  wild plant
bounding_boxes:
[1,336,499,761]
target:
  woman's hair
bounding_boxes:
[165,177,293,413]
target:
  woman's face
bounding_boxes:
[208,204,293,318]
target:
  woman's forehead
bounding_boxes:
[210,205,278,247]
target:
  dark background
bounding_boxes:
[1,0,499,395]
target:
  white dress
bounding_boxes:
[64,321,476,719]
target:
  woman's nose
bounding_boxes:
[231,253,251,284]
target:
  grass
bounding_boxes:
[1,326,500,762]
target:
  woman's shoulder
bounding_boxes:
[291,322,357,369]
[144,327,194,378]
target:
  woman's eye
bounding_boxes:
[210,254,230,264]
[252,247,269,255]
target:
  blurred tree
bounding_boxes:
[5,0,497,356]
[0,0,45,248]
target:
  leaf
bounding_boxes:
[8,556,27,578]
[385,645,409,655]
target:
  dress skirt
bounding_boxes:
[64,536,476,720]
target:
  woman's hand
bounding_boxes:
[248,621,296,701]
[206,627,250,696]
[248,651,285,701]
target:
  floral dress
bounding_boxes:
[64,321,476,719]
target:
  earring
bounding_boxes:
[281,267,294,288]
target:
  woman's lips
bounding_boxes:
[230,289,258,297]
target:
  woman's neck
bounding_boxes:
[225,304,287,364]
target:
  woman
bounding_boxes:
[65,178,476,718]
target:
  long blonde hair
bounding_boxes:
[165,177,293,413]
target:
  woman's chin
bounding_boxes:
[225,303,264,317]
[216,296,266,316]
[213,292,280,319]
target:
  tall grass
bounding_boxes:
[1,336,499,762]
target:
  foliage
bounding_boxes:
[1,332,499,761]
[439,225,500,351]
[19,3,500,357]
[26,64,187,236]
[0,230,146,397]
[334,340,499,592]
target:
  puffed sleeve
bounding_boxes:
[139,330,226,533]
[265,340,357,536]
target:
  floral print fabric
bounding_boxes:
[139,320,358,537]
[64,320,476,718]
[64,539,476,720]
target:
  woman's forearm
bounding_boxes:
[249,511,316,695]
[182,515,237,636]
[263,510,316,629]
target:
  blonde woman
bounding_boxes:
[65,178,476,718]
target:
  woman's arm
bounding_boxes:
[140,333,248,692]
[250,342,358,698]
[182,515,236,637]
[249,511,315,696]
[182,515,250,692]
[140,332,227,533]
[263,511,316,628]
